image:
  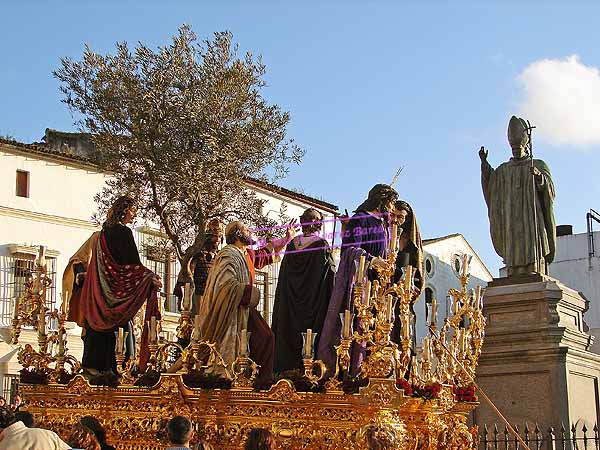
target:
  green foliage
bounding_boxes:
[54,25,304,274]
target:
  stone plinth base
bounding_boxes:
[475,275,600,432]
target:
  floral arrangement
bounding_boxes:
[453,385,477,402]
[182,370,232,390]
[19,368,48,385]
[395,378,442,400]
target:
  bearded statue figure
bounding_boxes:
[479,116,556,277]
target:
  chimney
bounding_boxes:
[556,224,573,237]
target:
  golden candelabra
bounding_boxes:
[14,246,80,381]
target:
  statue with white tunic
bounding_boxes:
[479,116,556,277]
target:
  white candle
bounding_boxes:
[305,328,313,357]
[364,280,371,306]
[386,295,393,322]
[423,337,430,361]
[13,296,20,321]
[402,314,409,339]
[390,224,398,253]
[461,331,468,354]
[38,307,45,336]
[38,245,46,268]
[404,266,413,292]
[150,317,157,343]
[183,283,191,311]
[462,254,469,277]
[430,298,437,325]
[59,332,65,356]
[476,286,483,310]
[117,328,124,353]
[240,329,248,356]
[343,310,352,338]
[357,255,366,282]
[193,314,201,340]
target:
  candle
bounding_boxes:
[13,296,20,320]
[476,286,483,310]
[59,332,65,356]
[411,358,418,380]
[404,266,413,292]
[453,297,460,315]
[401,314,409,339]
[364,280,371,306]
[183,283,191,311]
[461,331,468,354]
[38,307,46,336]
[430,298,437,325]
[193,314,201,341]
[390,223,398,253]
[343,310,352,338]
[305,328,313,357]
[423,337,430,361]
[357,255,366,282]
[386,295,394,322]
[240,329,248,356]
[117,328,124,353]
[150,317,157,343]
[462,254,469,277]
[38,245,46,268]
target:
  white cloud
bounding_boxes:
[517,55,600,148]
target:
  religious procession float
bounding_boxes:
[12,234,484,450]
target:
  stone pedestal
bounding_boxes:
[474,275,600,432]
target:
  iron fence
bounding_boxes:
[477,423,600,450]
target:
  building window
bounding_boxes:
[15,170,29,198]
[1,374,19,405]
[424,256,435,277]
[136,229,178,314]
[0,254,57,327]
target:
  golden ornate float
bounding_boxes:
[15,241,484,449]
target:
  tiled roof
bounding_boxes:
[423,233,462,245]
[0,137,96,165]
[0,136,338,212]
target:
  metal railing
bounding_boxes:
[477,423,600,450]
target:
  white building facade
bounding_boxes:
[549,225,600,352]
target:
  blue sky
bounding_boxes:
[2,1,600,274]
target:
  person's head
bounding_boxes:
[79,416,107,445]
[356,184,399,216]
[365,425,396,450]
[507,115,529,159]
[0,397,6,408]
[0,406,16,431]
[167,416,193,446]
[14,410,34,428]
[67,423,101,450]
[225,221,255,247]
[207,218,225,238]
[12,394,21,407]
[391,200,413,228]
[244,428,276,450]
[103,195,138,229]
[299,208,323,236]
